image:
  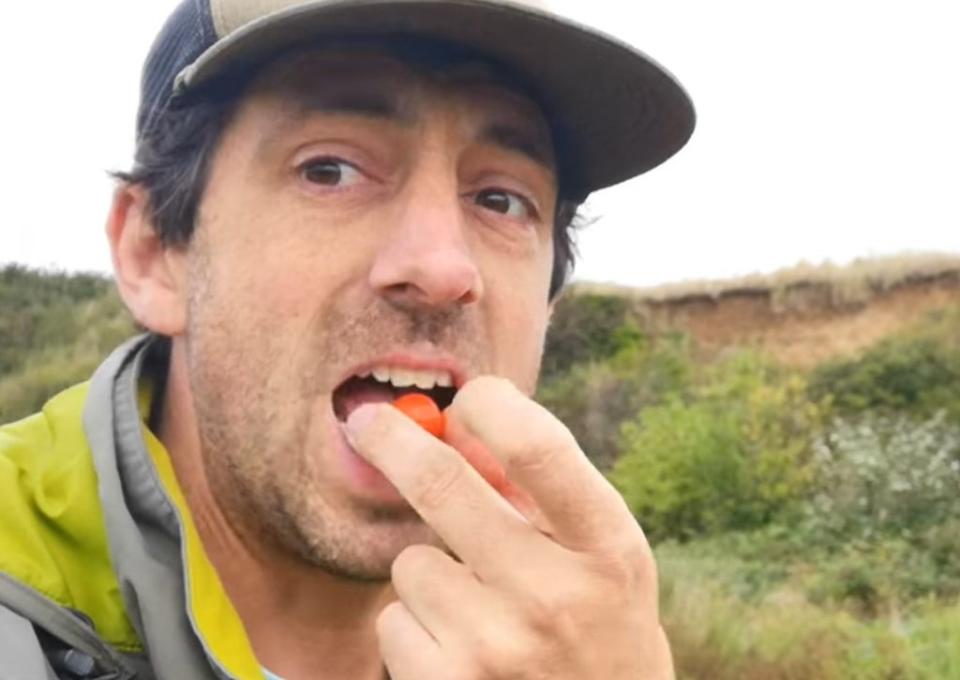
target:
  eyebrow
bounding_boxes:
[252,86,410,158]
[479,122,555,171]
[292,88,411,123]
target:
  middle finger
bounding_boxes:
[344,403,561,582]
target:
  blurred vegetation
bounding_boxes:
[3,264,960,678]
[0,264,134,423]
[809,304,960,420]
[537,285,960,679]
[540,293,647,379]
[659,537,960,680]
[611,354,826,541]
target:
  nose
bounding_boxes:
[368,171,484,311]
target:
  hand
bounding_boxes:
[345,376,674,680]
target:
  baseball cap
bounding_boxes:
[138,0,695,197]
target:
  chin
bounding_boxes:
[287,492,443,580]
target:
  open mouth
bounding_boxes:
[332,366,458,423]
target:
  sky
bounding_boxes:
[1,1,957,288]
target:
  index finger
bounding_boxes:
[446,376,645,553]
[344,402,559,579]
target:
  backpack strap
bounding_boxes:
[0,572,135,679]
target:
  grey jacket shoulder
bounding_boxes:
[0,603,59,680]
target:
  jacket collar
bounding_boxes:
[85,335,263,680]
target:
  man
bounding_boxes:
[0,1,694,678]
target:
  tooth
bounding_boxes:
[414,372,438,389]
[367,366,453,389]
[390,369,417,388]
[358,370,372,379]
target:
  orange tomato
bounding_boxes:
[392,393,509,494]
[392,393,446,438]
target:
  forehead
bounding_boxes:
[237,43,556,165]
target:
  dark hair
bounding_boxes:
[116,60,583,299]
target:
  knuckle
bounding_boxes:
[523,586,577,638]
[585,540,657,597]
[411,455,467,511]
[467,631,498,673]
[468,624,533,680]
[515,583,597,673]
[506,418,576,472]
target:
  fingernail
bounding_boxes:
[344,404,379,443]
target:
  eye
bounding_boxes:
[475,189,536,220]
[300,158,363,187]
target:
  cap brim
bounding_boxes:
[174,0,695,194]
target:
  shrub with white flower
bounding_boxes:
[806,411,960,541]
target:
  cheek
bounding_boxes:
[476,232,554,387]
[485,281,551,393]
[197,206,376,332]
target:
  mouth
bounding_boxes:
[332,364,459,423]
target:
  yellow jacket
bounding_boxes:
[0,336,265,679]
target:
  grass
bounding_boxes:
[574,252,960,310]
[0,287,134,422]
[657,538,960,680]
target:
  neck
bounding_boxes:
[159,340,391,680]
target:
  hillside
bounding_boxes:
[574,253,960,367]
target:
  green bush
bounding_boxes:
[809,314,960,421]
[537,334,691,469]
[541,292,644,379]
[613,398,745,539]
[803,411,960,543]
[610,352,824,541]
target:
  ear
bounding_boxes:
[107,184,188,336]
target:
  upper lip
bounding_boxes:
[336,351,470,391]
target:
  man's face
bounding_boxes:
[179,47,558,580]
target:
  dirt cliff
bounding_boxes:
[579,254,960,368]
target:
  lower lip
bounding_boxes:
[330,417,407,503]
